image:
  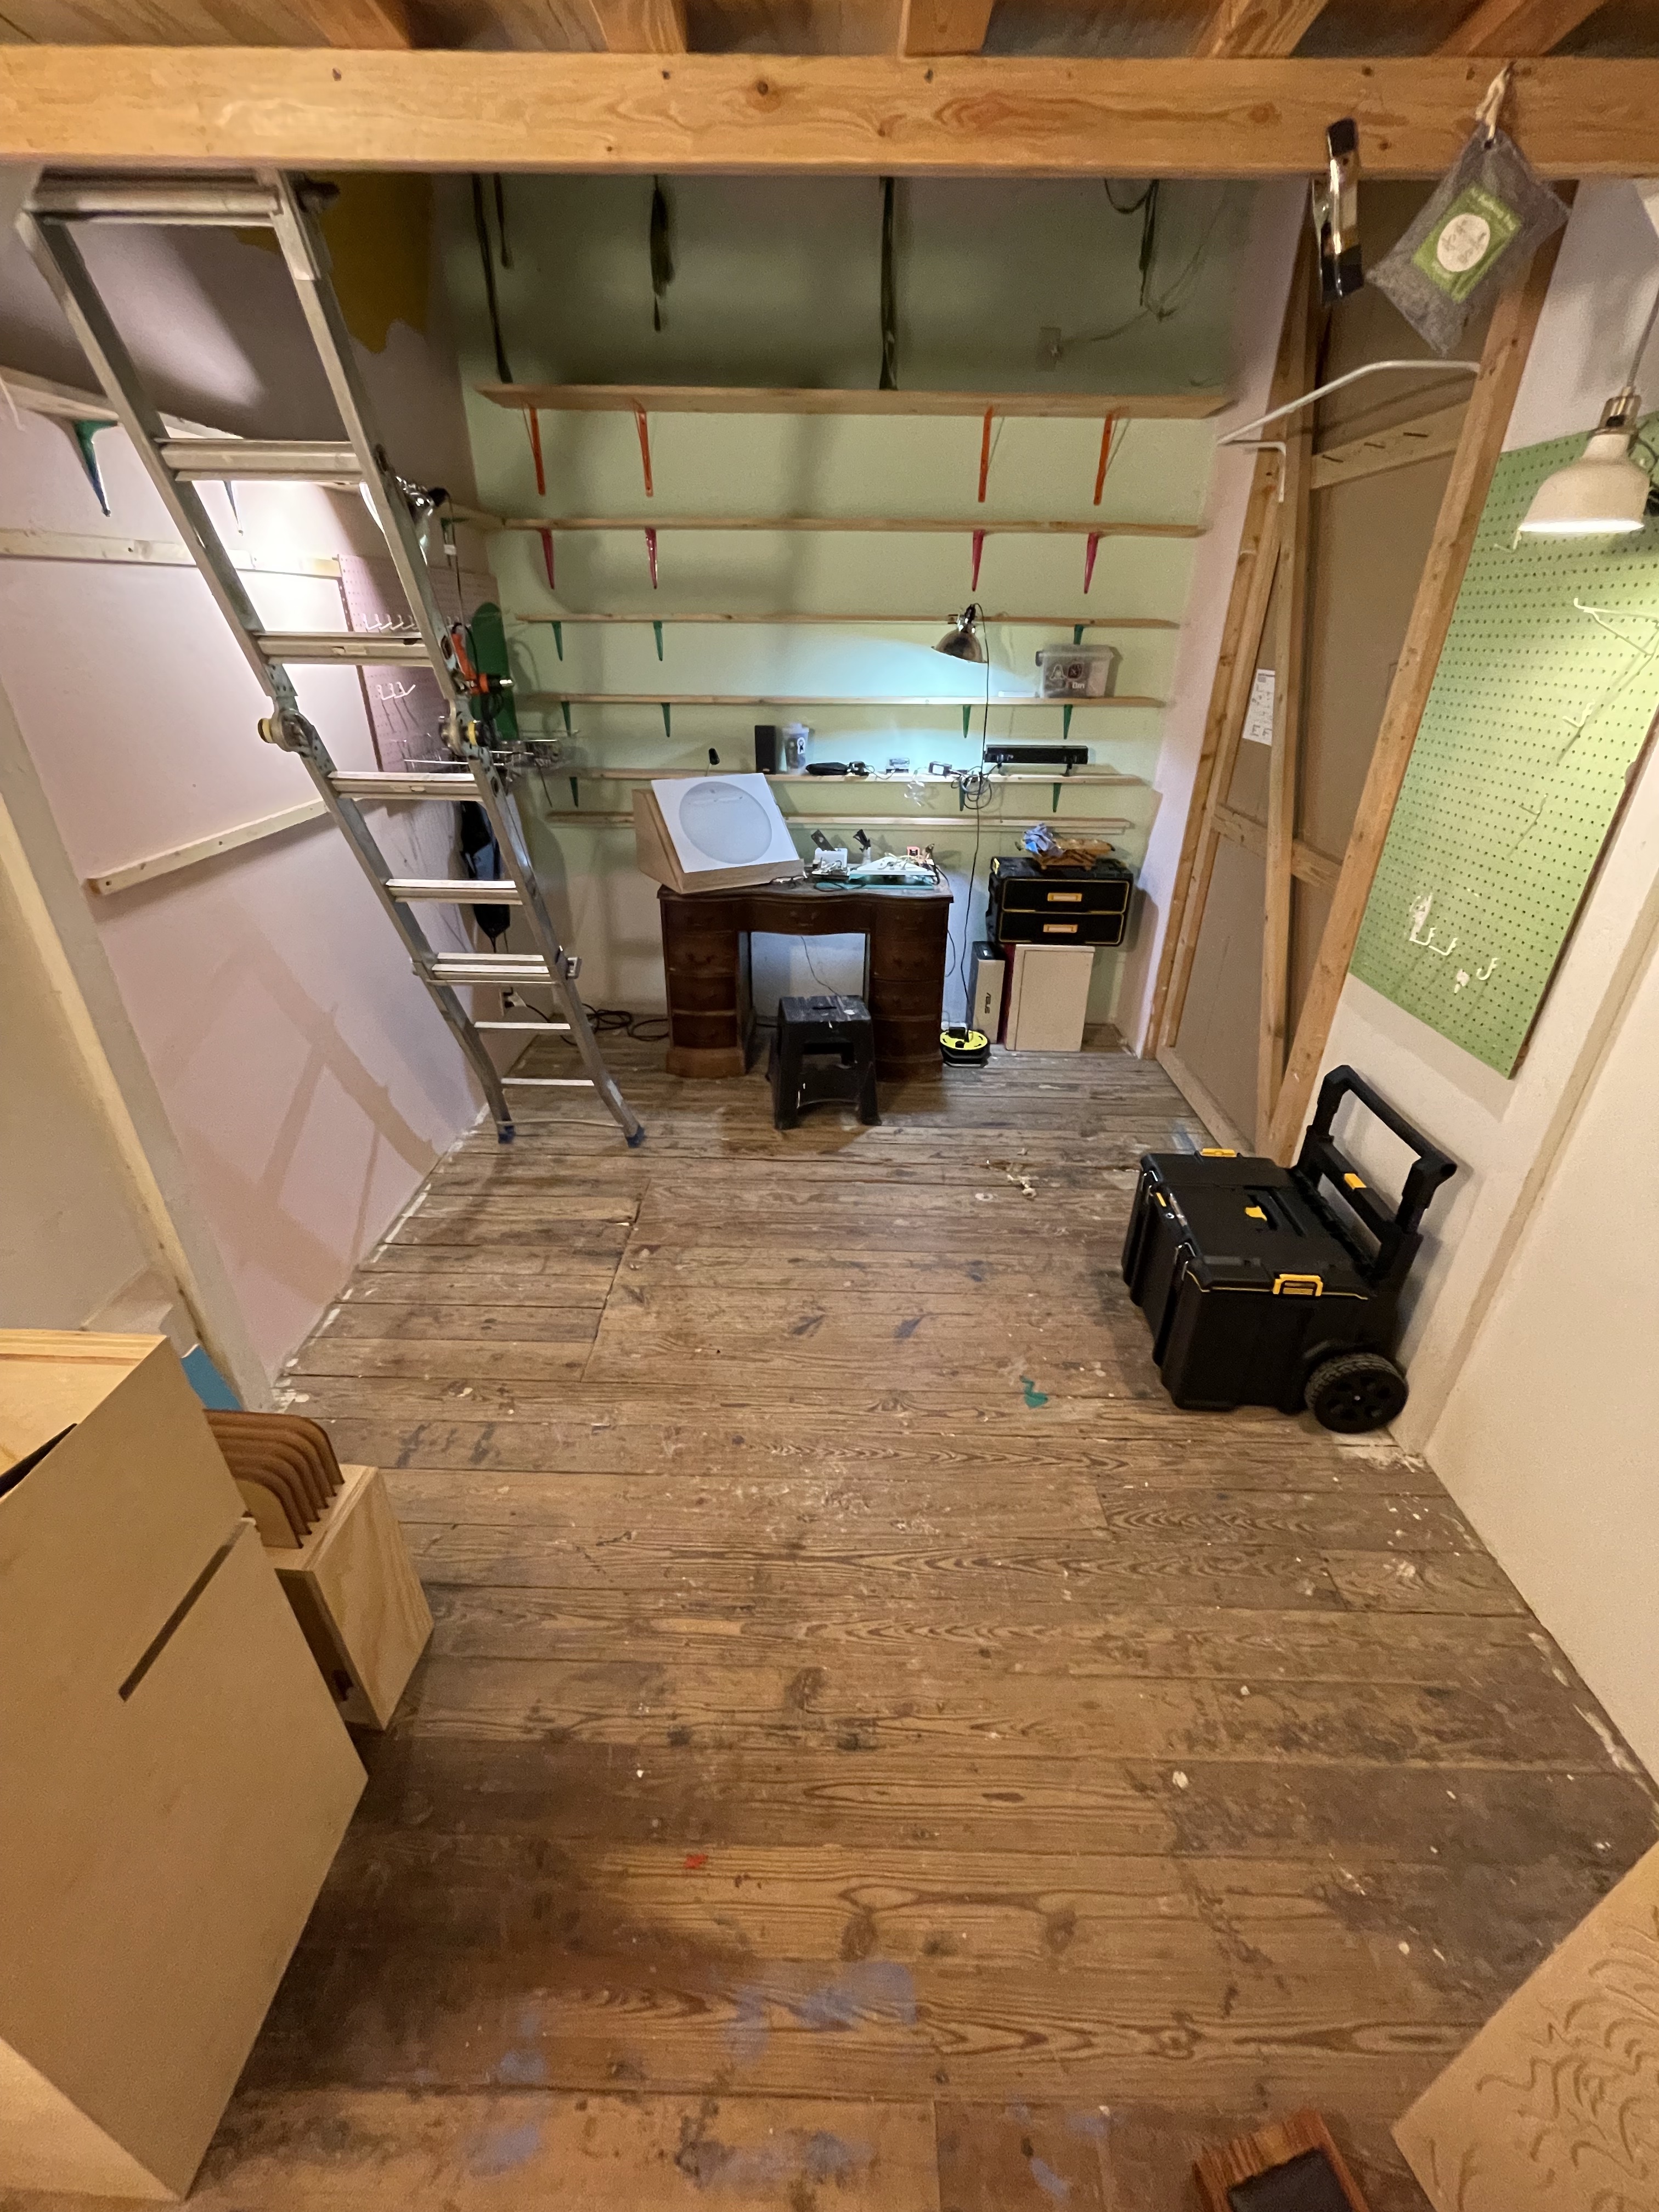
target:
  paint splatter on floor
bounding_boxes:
[1022,1376,1049,1407]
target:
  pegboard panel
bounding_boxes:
[1353,431,1659,1074]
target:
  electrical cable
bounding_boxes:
[1065,188,1227,357]
[879,177,898,391]
[470,174,514,385]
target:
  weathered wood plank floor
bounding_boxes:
[41,1042,1659,2211]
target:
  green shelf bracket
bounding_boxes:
[1073,623,1085,647]
[1052,781,1062,811]
[662,702,673,740]
[652,620,664,662]
[962,704,972,740]
[569,775,579,808]
[67,419,112,516]
[560,700,572,737]
[1062,704,1074,744]
[550,620,563,661]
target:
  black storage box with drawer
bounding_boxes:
[1120,1066,1456,1431]
[988,854,1133,946]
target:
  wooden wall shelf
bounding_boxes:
[568,767,1147,788]
[479,382,1227,421]
[511,610,1180,629]
[471,512,1203,540]
[521,692,1163,709]
[534,810,1135,829]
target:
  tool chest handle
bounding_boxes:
[1302,1064,1457,1238]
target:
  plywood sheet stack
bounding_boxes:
[0,1332,365,2200]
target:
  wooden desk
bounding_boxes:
[658,881,953,1081]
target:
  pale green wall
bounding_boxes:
[436,176,1257,1028]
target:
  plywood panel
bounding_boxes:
[1396,1838,1659,2211]
[1171,834,1264,1143]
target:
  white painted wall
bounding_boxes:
[0,203,496,1379]
[1312,182,1659,1448]
[1299,182,1659,1762]
[1425,916,1659,1774]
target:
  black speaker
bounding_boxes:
[754,724,780,774]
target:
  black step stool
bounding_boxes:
[770,994,880,1130]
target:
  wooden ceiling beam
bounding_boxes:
[898,0,997,58]
[1190,1,1331,60]
[290,0,412,44]
[585,0,689,53]
[1438,0,1605,57]
[4,54,1659,176]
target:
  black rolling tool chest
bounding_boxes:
[1121,1065,1456,1432]
[988,855,1133,946]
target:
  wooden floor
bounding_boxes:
[78,1044,1659,2208]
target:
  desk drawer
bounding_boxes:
[997,905,1128,946]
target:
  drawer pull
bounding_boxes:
[1041,922,1080,935]
[1045,891,1084,903]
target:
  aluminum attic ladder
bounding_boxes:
[18,169,642,1150]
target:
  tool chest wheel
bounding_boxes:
[1305,1351,1408,1434]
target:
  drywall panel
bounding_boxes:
[442,173,1305,1042]
[0,855,151,1330]
[1425,916,1659,1774]
[1312,180,1659,1455]
[1172,834,1263,1143]
[0,201,497,1376]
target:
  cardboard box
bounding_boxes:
[0,1333,364,2199]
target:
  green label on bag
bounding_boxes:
[1412,184,1521,301]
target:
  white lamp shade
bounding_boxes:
[1517,430,1651,537]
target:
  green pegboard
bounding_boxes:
[1352,432,1659,1075]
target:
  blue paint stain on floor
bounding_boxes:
[723,1960,918,2063]
[1030,2155,1073,2200]
[1021,1376,1049,1408]
[466,2120,543,2177]
[491,2047,549,2086]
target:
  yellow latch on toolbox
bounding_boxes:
[1200,1148,1237,1158]
[1272,1272,1324,1297]
[1343,1172,1367,1190]
[1244,1204,1267,1221]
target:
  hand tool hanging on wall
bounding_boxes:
[1311,119,1363,304]
[650,177,674,333]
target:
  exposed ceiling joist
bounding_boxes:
[1190,1,1331,60]
[897,0,997,58]
[291,0,412,44]
[584,0,689,52]
[1438,0,1605,57]
[3,54,1658,176]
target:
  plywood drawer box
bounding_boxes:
[273,1462,433,1730]
[0,1332,365,2200]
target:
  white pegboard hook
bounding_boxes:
[1475,65,1511,148]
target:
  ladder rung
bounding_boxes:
[332,772,476,800]
[427,955,552,983]
[503,1077,595,1088]
[388,878,522,902]
[259,632,428,664]
[157,438,361,483]
[471,1021,572,1031]
[30,178,281,225]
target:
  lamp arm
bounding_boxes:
[1217,358,1480,451]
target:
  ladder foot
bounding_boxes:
[496,1121,516,1144]
[625,1124,648,1149]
